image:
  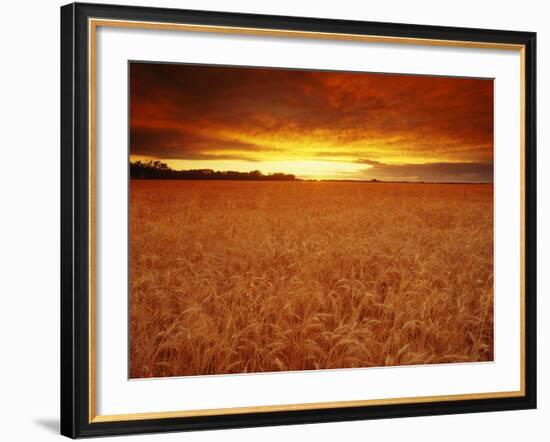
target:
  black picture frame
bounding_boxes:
[61,2,537,438]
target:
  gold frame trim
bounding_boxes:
[88,18,527,424]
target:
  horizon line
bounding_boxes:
[130,177,493,185]
[129,161,493,185]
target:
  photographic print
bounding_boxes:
[61,5,536,436]
[129,62,494,379]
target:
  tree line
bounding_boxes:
[130,160,298,181]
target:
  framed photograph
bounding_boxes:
[60,2,536,438]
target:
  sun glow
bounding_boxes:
[130,62,494,183]
[131,155,372,181]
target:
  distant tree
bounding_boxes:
[129,161,299,181]
[249,170,263,179]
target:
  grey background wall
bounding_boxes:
[0,1,546,440]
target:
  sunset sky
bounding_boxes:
[130,62,494,182]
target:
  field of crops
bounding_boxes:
[129,180,493,378]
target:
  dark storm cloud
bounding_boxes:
[131,126,263,161]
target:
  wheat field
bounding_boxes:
[129,180,493,378]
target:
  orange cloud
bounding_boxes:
[130,62,493,182]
